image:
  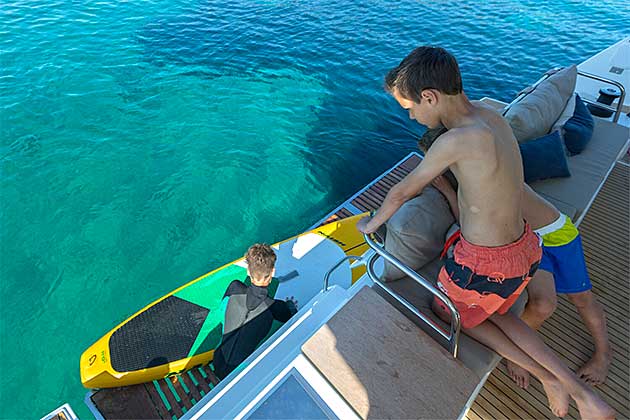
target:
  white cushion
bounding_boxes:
[551,93,577,135]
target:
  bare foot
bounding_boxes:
[507,360,530,389]
[540,377,570,418]
[574,388,615,420]
[577,352,612,386]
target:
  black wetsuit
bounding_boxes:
[213,280,297,380]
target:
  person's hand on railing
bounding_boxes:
[357,209,381,235]
[356,215,377,234]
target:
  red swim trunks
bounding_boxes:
[435,223,542,329]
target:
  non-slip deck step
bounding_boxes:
[90,365,219,420]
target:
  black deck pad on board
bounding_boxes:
[109,296,209,372]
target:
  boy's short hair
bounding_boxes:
[385,46,463,103]
[245,243,277,279]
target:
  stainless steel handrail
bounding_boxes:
[322,255,362,292]
[577,70,626,123]
[363,233,461,358]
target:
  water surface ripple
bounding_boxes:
[0,0,628,417]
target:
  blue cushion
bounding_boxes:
[519,131,571,183]
[563,94,594,155]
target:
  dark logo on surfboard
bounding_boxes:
[317,231,347,247]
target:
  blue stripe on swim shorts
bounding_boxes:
[539,234,592,294]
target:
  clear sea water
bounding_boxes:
[0,0,628,418]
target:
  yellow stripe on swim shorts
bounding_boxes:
[537,214,579,247]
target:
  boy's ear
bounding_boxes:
[271,268,276,278]
[422,89,439,105]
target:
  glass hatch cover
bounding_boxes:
[246,368,338,420]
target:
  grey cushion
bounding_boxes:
[381,186,455,282]
[531,118,629,220]
[505,65,577,142]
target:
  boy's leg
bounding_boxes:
[488,311,614,420]
[544,231,610,384]
[507,270,557,388]
[521,270,558,329]
[431,300,569,417]
[568,291,612,385]
[432,297,614,419]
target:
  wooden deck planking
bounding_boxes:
[190,369,211,395]
[168,376,194,411]
[144,382,171,419]
[90,383,169,420]
[200,365,220,386]
[156,378,184,418]
[179,373,203,404]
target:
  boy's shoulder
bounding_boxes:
[434,125,494,154]
[447,124,493,141]
[225,280,248,296]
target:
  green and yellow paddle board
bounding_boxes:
[80,214,368,388]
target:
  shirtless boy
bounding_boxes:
[357,46,613,419]
[433,176,612,389]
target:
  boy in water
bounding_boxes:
[432,176,612,389]
[357,46,613,419]
[213,244,297,379]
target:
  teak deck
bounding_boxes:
[89,152,629,420]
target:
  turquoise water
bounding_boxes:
[0,0,628,417]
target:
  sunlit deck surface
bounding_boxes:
[332,153,629,420]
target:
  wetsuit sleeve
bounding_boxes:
[270,300,296,322]
[223,280,246,298]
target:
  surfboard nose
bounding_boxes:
[80,338,119,388]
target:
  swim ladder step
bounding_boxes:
[89,364,220,419]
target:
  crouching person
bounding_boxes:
[213,243,298,380]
